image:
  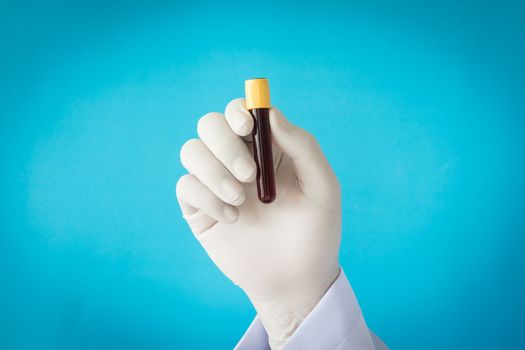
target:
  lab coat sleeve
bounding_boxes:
[234,269,388,350]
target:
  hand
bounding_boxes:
[176,98,342,349]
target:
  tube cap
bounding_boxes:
[245,78,271,110]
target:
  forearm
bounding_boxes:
[252,268,340,349]
[236,268,380,350]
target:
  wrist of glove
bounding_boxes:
[176,98,342,349]
[248,267,341,349]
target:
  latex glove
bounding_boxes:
[176,98,341,349]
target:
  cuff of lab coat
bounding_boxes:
[235,268,377,350]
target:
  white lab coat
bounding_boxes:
[235,269,388,350]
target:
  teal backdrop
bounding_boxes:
[1,1,524,349]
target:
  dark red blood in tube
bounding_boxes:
[250,108,276,203]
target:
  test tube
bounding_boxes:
[245,78,276,203]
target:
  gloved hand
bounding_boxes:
[176,98,342,350]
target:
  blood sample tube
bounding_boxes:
[245,78,276,203]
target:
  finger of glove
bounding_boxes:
[182,210,217,236]
[269,107,340,207]
[180,138,246,206]
[176,174,239,227]
[225,98,254,137]
[225,98,285,170]
[197,112,256,183]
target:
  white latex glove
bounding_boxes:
[176,98,341,349]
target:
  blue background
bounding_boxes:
[1,1,524,349]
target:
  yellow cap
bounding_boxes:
[245,78,271,110]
